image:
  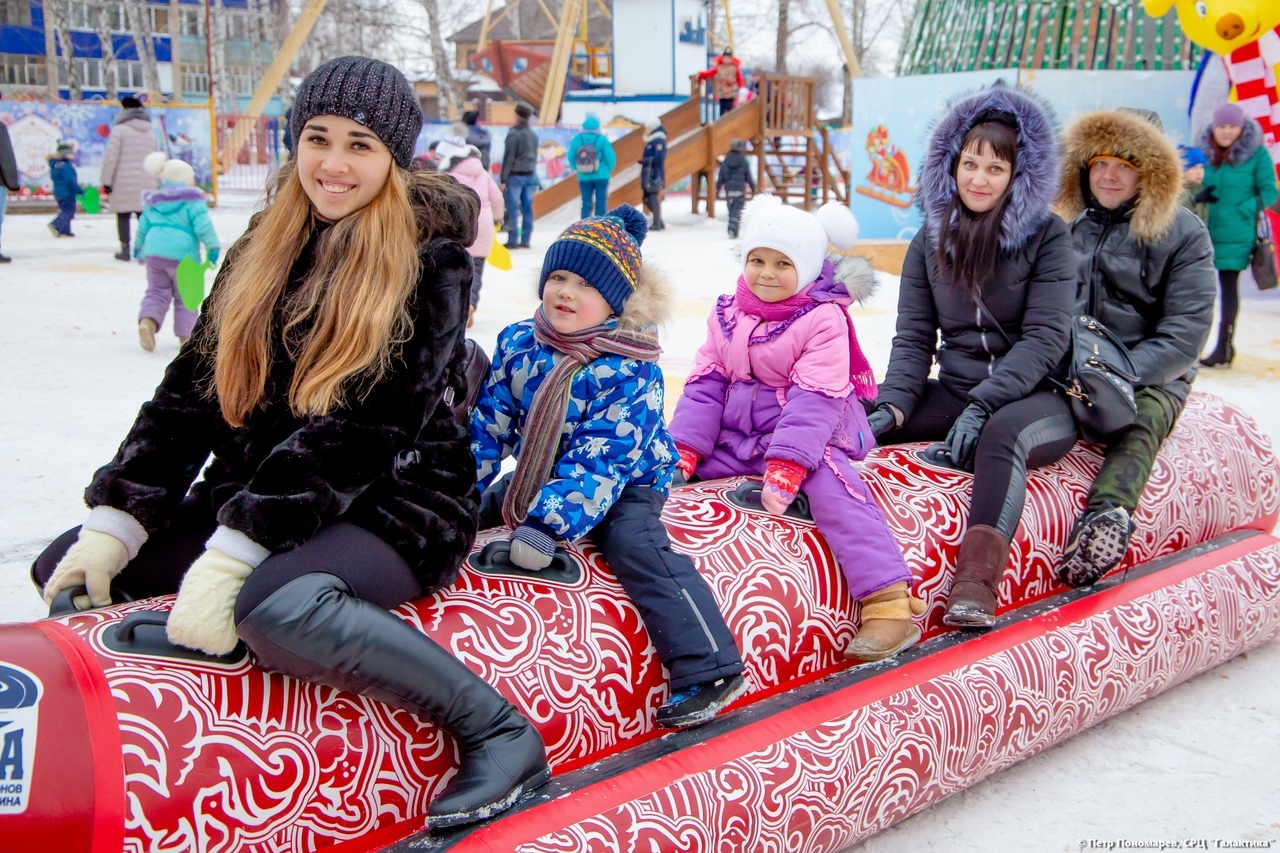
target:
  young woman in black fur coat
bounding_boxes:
[866,83,1079,630]
[32,56,550,829]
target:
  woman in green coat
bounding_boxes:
[1196,103,1278,367]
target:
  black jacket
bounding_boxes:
[716,150,755,195]
[641,129,667,193]
[85,207,480,593]
[1068,204,1215,401]
[0,122,18,192]
[466,124,493,170]
[878,216,1078,420]
[500,121,539,183]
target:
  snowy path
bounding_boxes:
[0,194,1276,849]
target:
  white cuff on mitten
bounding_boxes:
[82,506,148,560]
[205,525,272,568]
[165,549,253,656]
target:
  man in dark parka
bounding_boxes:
[1053,109,1216,586]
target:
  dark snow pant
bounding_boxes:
[31,497,424,620]
[480,481,743,690]
[470,255,485,308]
[726,194,746,237]
[117,211,138,250]
[878,381,1079,540]
[718,98,735,117]
[51,196,76,235]
[579,179,608,219]
[642,190,663,228]
[1084,386,1183,515]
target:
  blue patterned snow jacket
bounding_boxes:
[470,317,678,543]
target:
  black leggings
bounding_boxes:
[31,497,423,622]
[878,381,1079,539]
[117,211,138,246]
[1217,269,1240,329]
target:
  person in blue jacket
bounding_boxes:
[133,153,221,352]
[470,205,747,729]
[568,114,616,219]
[48,142,82,238]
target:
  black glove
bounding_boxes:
[943,402,990,471]
[1190,186,1218,205]
[102,185,112,194]
[867,406,896,437]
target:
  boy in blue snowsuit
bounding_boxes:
[48,142,82,237]
[469,205,747,729]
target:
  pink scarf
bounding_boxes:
[729,273,878,400]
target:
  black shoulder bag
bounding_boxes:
[972,292,1139,442]
[1251,201,1278,291]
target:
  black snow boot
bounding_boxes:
[1199,322,1235,368]
[115,241,131,262]
[236,572,551,829]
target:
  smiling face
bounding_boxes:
[955,142,1013,214]
[744,247,800,302]
[541,270,614,333]
[296,115,393,221]
[1089,157,1141,210]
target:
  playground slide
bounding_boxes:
[532,98,760,220]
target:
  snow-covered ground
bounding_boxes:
[1,193,1277,850]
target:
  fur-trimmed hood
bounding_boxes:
[617,263,673,332]
[919,81,1060,251]
[1196,115,1265,166]
[1053,109,1182,244]
[143,184,206,206]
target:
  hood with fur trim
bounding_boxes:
[1054,109,1182,244]
[919,81,1060,251]
[616,263,673,333]
[1196,115,1265,166]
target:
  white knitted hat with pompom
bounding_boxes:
[738,195,859,290]
[144,151,196,186]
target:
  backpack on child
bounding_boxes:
[575,135,600,174]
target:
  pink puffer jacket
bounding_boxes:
[447,154,505,258]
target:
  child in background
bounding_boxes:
[716,140,756,238]
[470,204,748,728]
[669,196,923,663]
[48,141,81,238]
[1178,144,1209,223]
[437,128,504,328]
[133,153,219,351]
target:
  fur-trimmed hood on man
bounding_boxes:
[1053,109,1183,244]
[918,81,1060,251]
[1196,114,1265,166]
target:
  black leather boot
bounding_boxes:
[237,572,551,829]
[114,241,131,262]
[1199,323,1235,368]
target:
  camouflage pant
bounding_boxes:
[1087,386,1183,513]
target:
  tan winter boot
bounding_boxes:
[138,318,157,352]
[844,581,926,662]
[943,525,1009,629]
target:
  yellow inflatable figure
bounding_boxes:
[1143,0,1280,177]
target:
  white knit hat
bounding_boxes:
[739,195,860,289]
[144,151,196,186]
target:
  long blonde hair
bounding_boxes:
[207,161,423,426]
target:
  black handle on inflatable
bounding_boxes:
[726,481,814,521]
[102,610,248,665]
[47,584,134,618]
[467,540,582,584]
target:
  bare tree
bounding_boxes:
[88,0,118,100]
[776,0,790,73]
[209,0,232,112]
[51,0,82,99]
[419,0,459,120]
[124,0,161,94]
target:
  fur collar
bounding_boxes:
[918,81,1060,251]
[646,128,667,142]
[1053,110,1182,244]
[143,184,206,205]
[113,107,151,125]
[617,263,673,332]
[1196,116,1264,166]
[727,246,877,306]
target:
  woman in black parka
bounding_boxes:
[32,57,549,829]
[868,83,1078,629]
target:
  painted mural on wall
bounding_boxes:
[1,102,213,199]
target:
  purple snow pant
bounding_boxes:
[695,446,912,601]
[140,256,197,339]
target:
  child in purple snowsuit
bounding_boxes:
[668,195,922,663]
[133,154,219,352]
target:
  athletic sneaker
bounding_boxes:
[655,674,749,729]
[1058,505,1135,588]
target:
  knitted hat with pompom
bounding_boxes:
[144,151,196,185]
[738,195,860,289]
[540,204,648,315]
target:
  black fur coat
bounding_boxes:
[85,211,480,594]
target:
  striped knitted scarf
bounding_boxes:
[1225,25,1280,179]
[501,306,663,529]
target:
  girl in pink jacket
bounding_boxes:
[669,196,920,662]
[439,130,504,326]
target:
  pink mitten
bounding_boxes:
[675,443,701,483]
[760,458,807,515]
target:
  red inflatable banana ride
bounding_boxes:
[1,393,1278,852]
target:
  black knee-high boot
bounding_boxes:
[236,572,550,828]
[1200,321,1236,367]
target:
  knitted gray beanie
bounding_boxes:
[290,56,422,168]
